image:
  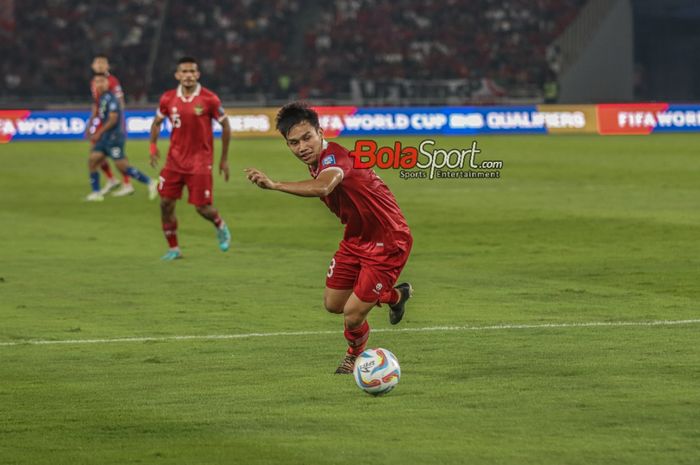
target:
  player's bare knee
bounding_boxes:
[343,312,365,330]
[160,199,175,215]
[115,160,128,174]
[195,205,207,215]
[323,297,343,314]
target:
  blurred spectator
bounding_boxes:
[0,0,583,104]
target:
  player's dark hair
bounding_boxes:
[275,101,320,138]
[94,54,108,60]
[178,56,198,66]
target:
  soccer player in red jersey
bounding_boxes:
[149,57,232,260]
[245,102,413,374]
[85,55,132,196]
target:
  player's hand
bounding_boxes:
[149,143,160,168]
[89,133,100,144]
[219,160,230,182]
[245,168,276,190]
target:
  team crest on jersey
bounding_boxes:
[322,155,336,166]
[194,105,204,116]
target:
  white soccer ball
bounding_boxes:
[353,348,401,396]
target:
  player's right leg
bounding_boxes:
[158,169,186,260]
[86,150,107,201]
[324,248,365,373]
[160,197,182,260]
[323,288,353,315]
[336,293,376,374]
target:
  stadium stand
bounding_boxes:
[0,0,583,105]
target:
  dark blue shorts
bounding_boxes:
[93,140,126,160]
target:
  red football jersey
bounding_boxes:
[91,74,123,104]
[157,84,227,174]
[309,140,411,255]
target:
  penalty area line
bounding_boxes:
[1,319,700,348]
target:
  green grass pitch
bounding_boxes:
[1,134,699,465]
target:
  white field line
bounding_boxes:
[1,319,699,348]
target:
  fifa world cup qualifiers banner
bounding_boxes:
[596,103,700,135]
[2,104,700,142]
[314,105,599,136]
[0,108,279,143]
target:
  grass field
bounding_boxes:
[1,134,699,465]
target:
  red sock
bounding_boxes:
[379,288,401,305]
[212,213,224,229]
[162,221,178,248]
[344,320,370,355]
[122,174,131,185]
[100,162,114,180]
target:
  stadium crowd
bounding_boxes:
[1,0,161,102]
[303,0,583,99]
[0,0,583,104]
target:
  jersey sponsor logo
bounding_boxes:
[322,155,336,166]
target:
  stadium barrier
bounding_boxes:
[2,104,699,143]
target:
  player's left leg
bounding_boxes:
[118,165,132,194]
[194,204,231,252]
[188,173,230,252]
[111,161,134,197]
[113,155,158,200]
[110,155,133,196]
[98,160,121,195]
[87,150,107,201]
[364,236,414,325]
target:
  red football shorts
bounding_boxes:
[158,168,213,206]
[325,235,413,303]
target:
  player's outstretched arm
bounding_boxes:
[149,115,165,167]
[245,168,342,198]
[219,117,231,182]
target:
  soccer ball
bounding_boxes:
[353,348,401,396]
